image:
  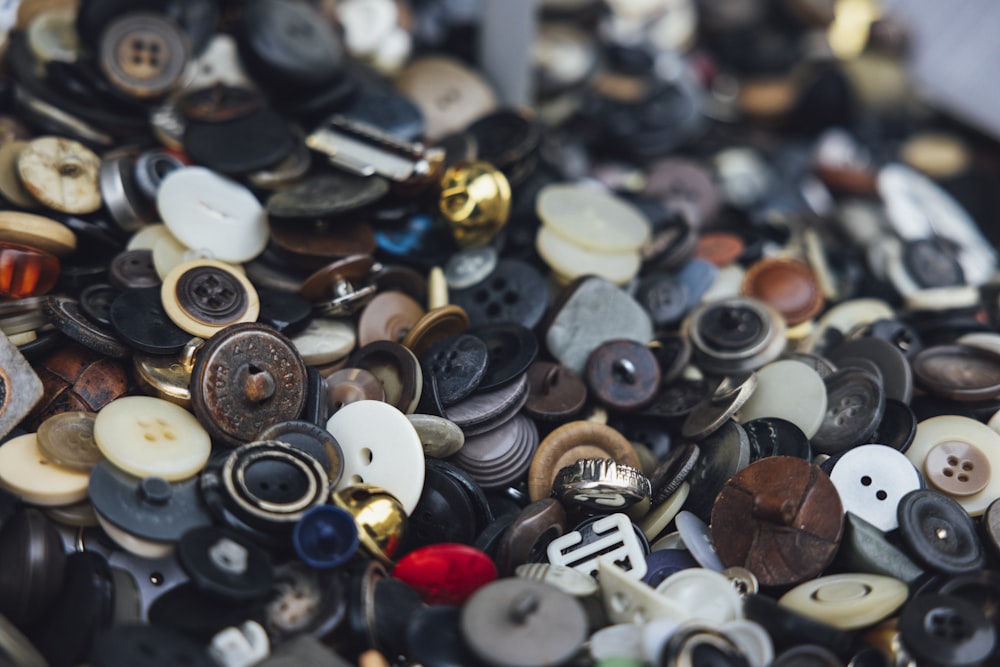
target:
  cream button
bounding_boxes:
[734,359,827,438]
[151,226,196,279]
[906,415,1000,516]
[0,140,40,208]
[701,264,746,303]
[17,136,102,214]
[93,395,212,481]
[0,433,90,506]
[778,573,908,630]
[638,481,689,541]
[654,568,743,625]
[325,400,425,514]
[290,318,356,366]
[597,559,682,625]
[828,444,921,532]
[127,223,172,251]
[589,624,644,661]
[157,166,268,263]
[536,226,642,285]
[161,259,260,339]
[536,183,651,252]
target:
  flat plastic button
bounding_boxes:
[17,136,102,214]
[912,344,1000,402]
[897,489,986,575]
[537,181,650,251]
[924,440,991,496]
[450,259,548,330]
[536,226,642,285]
[898,594,997,667]
[178,526,275,600]
[654,568,743,625]
[326,400,425,514]
[93,395,211,481]
[778,573,908,630]
[111,286,193,355]
[98,12,189,99]
[735,359,827,438]
[36,410,101,472]
[348,341,423,414]
[157,166,268,263]
[828,444,922,532]
[420,334,488,406]
[811,368,885,455]
[291,318,356,366]
[493,498,566,576]
[0,432,89,506]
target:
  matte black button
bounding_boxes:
[469,323,539,392]
[110,287,192,355]
[744,593,856,657]
[871,398,917,453]
[256,287,312,335]
[90,623,216,667]
[897,489,986,575]
[147,580,258,641]
[0,508,66,629]
[177,526,274,601]
[835,512,926,584]
[406,605,476,667]
[183,107,297,175]
[451,259,548,330]
[899,593,997,667]
[44,296,131,359]
[421,334,489,407]
[861,318,923,359]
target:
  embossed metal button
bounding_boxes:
[161,260,259,339]
[17,136,102,214]
[528,421,641,502]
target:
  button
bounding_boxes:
[325,367,384,413]
[641,548,699,588]
[634,273,689,329]
[596,558,682,625]
[897,489,986,575]
[675,509,726,571]
[711,456,844,587]
[17,136,102,214]
[811,368,886,455]
[90,624,216,667]
[291,505,359,570]
[552,458,650,513]
[548,513,649,580]
[0,432,89,506]
[685,297,786,374]
[838,512,926,584]
[649,443,699,504]
[644,157,722,226]
[157,166,268,263]
[468,323,539,393]
[44,295,132,359]
[912,344,1000,402]
[537,182,650,252]
[0,508,66,629]
[420,333,488,406]
[326,400,425,514]
[0,140,40,209]
[0,212,76,259]
[111,286,193,355]
[401,459,483,553]
[450,259,548,330]
[743,417,812,460]
[585,339,660,412]
[741,258,824,326]
[406,413,464,459]
[871,398,918,453]
[452,412,537,488]
[395,56,498,143]
[266,172,389,220]
[358,292,425,346]
[524,361,588,422]
[828,444,921,532]
[256,287,312,335]
[348,341,423,414]
[924,440,991,496]
[682,419,751,522]
[445,246,498,290]
[682,373,758,441]
[898,594,997,667]
[537,226,642,285]
[778,573,908,630]
[734,359,827,439]
[528,420,641,502]
[439,161,511,249]
[696,232,745,267]
[743,594,856,658]
[495,499,568,576]
[178,526,274,600]
[401,305,470,359]
[654,568,743,625]
[906,415,1000,516]
[0,328,43,438]
[394,544,496,605]
[36,410,101,472]
[291,318,357,366]
[93,395,210,481]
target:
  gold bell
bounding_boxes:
[439,160,511,248]
[331,484,406,566]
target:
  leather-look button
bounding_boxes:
[0,432,89,506]
[358,291,425,347]
[741,258,824,326]
[98,12,189,99]
[0,211,75,257]
[912,344,1000,402]
[26,341,129,430]
[898,594,997,667]
[528,421,641,501]
[189,323,308,448]
[348,341,423,414]
[811,368,886,455]
[161,260,259,339]
[712,456,844,587]
[829,444,922,532]
[17,136,102,214]
[585,339,660,412]
[524,361,588,423]
[897,489,986,575]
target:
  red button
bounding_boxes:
[393,544,497,605]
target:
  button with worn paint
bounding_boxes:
[897,489,985,575]
[829,444,921,532]
[735,359,827,439]
[157,167,268,263]
[712,456,844,587]
[778,573,908,630]
[326,400,424,514]
[93,395,210,481]
[17,136,102,214]
[0,141,40,209]
[0,432,89,506]
[585,339,660,413]
[161,259,259,339]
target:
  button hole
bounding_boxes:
[943,468,954,477]
[860,476,872,486]
[962,461,974,471]
[875,490,887,501]
[351,474,363,484]
[360,448,373,465]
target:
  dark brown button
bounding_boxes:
[911,344,1000,402]
[190,323,308,448]
[358,292,426,346]
[325,367,385,413]
[523,361,587,423]
[299,254,374,303]
[495,498,568,577]
[584,339,660,413]
[347,340,423,414]
[99,12,190,99]
[402,305,471,359]
[109,249,160,290]
[175,264,249,325]
[43,296,132,359]
[741,258,825,326]
[711,455,844,587]
[269,221,377,271]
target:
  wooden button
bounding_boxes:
[0,211,75,258]
[17,136,102,214]
[0,433,90,506]
[711,456,844,587]
[0,141,40,209]
[528,421,641,501]
[402,305,471,359]
[741,258,824,326]
[98,12,190,99]
[161,260,260,339]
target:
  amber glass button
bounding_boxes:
[741,258,824,326]
[0,242,59,298]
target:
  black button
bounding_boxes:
[899,593,997,667]
[649,442,699,504]
[258,419,342,484]
[635,273,689,328]
[743,594,856,657]
[266,172,390,220]
[683,419,751,522]
[871,398,918,453]
[744,417,812,461]
[399,460,481,554]
[811,368,885,456]
[0,509,66,629]
[903,238,965,288]
[828,336,913,404]
[836,512,926,584]
[79,283,119,328]
[256,287,312,335]
[451,259,549,330]
[147,582,259,643]
[44,295,131,359]
[110,287,191,355]
[406,605,476,667]
[338,84,425,142]
[420,334,489,407]
[897,489,986,575]
[183,107,297,176]
[109,249,160,290]
[469,323,539,392]
[90,623,217,667]
[176,526,274,601]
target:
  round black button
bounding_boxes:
[177,526,274,601]
[744,417,812,461]
[897,489,986,575]
[899,593,997,667]
[420,334,489,407]
[110,287,192,355]
[469,323,539,392]
[451,259,549,330]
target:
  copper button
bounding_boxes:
[741,258,824,326]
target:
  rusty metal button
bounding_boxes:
[741,258,825,326]
[924,440,992,497]
[584,339,660,413]
[523,361,587,423]
[17,136,102,214]
[189,323,308,448]
[358,291,425,346]
[711,455,844,587]
[528,421,641,502]
[98,12,190,99]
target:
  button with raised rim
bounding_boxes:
[778,573,908,630]
[161,259,260,339]
[735,359,827,439]
[0,432,90,506]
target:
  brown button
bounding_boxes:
[924,441,991,497]
[0,141,40,209]
[523,361,587,423]
[325,367,385,413]
[358,291,426,346]
[270,221,377,272]
[643,158,722,227]
[401,305,470,358]
[495,498,568,577]
[695,232,745,267]
[527,421,641,502]
[711,456,844,587]
[299,254,374,302]
[741,258,824,326]
[177,85,263,123]
[584,339,660,412]
[347,340,423,414]
[0,211,76,257]
[17,137,102,214]
[911,344,1000,402]
[99,12,190,99]
[189,323,308,448]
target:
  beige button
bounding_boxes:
[0,141,40,208]
[326,367,384,412]
[26,7,78,63]
[358,291,425,346]
[0,210,76,257]
[778,573,908,630]
[528,421,641,501]
[93,395,212,481]
[401,305,470,358]
[394,56,499,142]
[638,481,690,541]
[734,359,827,438]
[536,227,642,285]
[161,259,260,339]
[924,440,992,497]
[537,183,650,252]
[0,433,90,506]
[17,136,102,214]
[151,227,194,278]
[407,413,465,458]
[291,318,356,366]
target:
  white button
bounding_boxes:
[151,226,194,279]
[209,621,270,667]
[803,298,894,353]
[829,444,921,532]
[778,573,908,630]
[654,568,743,625]
[325,400,425,514]
[536,226,642,285]
[181,34,256,90]
[589,623,644,661]
[0,433,89,506]
[701,264,746,303]
[548,513,648,580]
[290,318,356,366]
[907,415,1000,516]
[536,183,651,252]
[903,285,981,312]
[94,396,212,481]
[157,166,268,263]
[719,620,773,667]
[638,481,689,541]
[96,512,173,559]
[734,359,827,438]
[675,510,724,571]
[958,332,1000,356]
[597,559,681,625]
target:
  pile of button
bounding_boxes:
[1,0,1000,666]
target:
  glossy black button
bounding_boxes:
[0,508,66,629]
[871,398,917,453]
[109,249,160,290]
[451,259,549,330]
[256,287,312,335]
[744,417,812,460]
[899,594,997,667]
[420,334,489,407]
[258,419,342,485]
[828,336,912,404]
[90,623,216,667]
[683,419,751,522]
[399,460,481,554]
[469,323,539,392]
[862,318,923,359]
[176,526,274,601]
[110,287,192,355]
[897,489,986,575]
[811,368,886,455]
[649,442,699,504]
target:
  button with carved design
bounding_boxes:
[17,136,102,214]
[161,259,259,339]
[99,12,190,99]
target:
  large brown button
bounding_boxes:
[523,361,587,423]
[189,323,308,448]
[527,421,641,502]
[711,456,844,587]
[17,137,102,214]
[911,344,1000,402]
[0,211,75,257]
[924,441,991,497]
[358,291,426,346]
[741,258,824,326]
[495,499,568,577]
[402,305,471,358]
[584,339,660,412]
[269,221,377,271]
[347,340,423,414]
[161,260,260,339]
[98,12,190,99]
